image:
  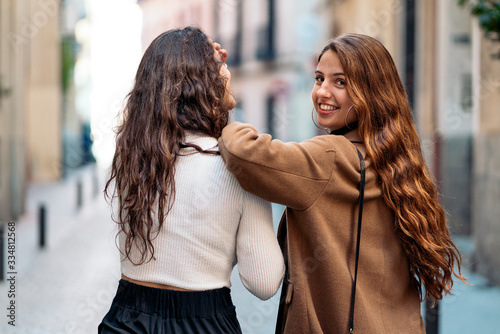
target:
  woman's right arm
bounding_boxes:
[219,122,336,210]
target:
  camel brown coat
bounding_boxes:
[219,122,425,334]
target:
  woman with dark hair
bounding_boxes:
[218,33,466,333]
[98,26,284,333]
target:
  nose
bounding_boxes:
[316,84,332,99]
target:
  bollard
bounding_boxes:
[77,179,83,210]
[39,204,46,248]
[0,224,4,281]
[93,170,99,198]
[425,299,439,334]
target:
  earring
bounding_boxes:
[311,107,330,134]
[344,105,359,129]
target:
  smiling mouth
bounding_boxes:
[319,104,339,112]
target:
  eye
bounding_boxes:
[335,79,346,87]
[315,76,324,83]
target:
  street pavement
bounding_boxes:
[0,164,499,334]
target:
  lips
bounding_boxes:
[318,103,339,115]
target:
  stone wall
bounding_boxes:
[473,134,500,284]
[441,134,473,235]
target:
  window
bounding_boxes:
[216,0,242,66]
[256,0,275,61]
[404,0,416,108]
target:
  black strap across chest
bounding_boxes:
[330,124,365,333]
[349,148,365,333]
[276,136,366,334]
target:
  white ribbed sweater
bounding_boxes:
[119,131,285,300]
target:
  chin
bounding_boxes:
[221,100,236,111]
[224,96,236,110]
[318,120,332,129]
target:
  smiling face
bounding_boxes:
[312,50,356,130]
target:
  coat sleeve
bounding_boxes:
[236,190,285,300]
[218,122,336,210]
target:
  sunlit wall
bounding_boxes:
[87,0,143,168]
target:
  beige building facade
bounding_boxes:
[0,0,29,220]
[472,25,500,284]
[4,0,63,183]
[139,0,217,50]
[25,0,63,182]
[0,0,68,221]
[0,0,39,220]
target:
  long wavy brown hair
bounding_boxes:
[319,33,466,303]
[105,26,230,265]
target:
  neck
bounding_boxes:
[345,129,362,143]
[330,121,358,136]
[330,122,362,143]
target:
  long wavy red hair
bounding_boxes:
[105,27,230,265]
[319,33,466,303]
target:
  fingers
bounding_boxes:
[219,48,228,63]
[213,41,228,63]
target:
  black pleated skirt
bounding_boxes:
[98,279,243,334]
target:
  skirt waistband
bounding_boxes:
[112,279,235,319]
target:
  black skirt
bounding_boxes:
[98,279,242,334]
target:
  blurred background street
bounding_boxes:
[1,0,500,333]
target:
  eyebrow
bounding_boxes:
[315,70,345,76]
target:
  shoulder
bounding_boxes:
[301,133,354,153]
[303,136,370,197]
[176,150,242,190]
[301,134,363,169]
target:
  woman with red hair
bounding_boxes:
[219,33,466,333]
